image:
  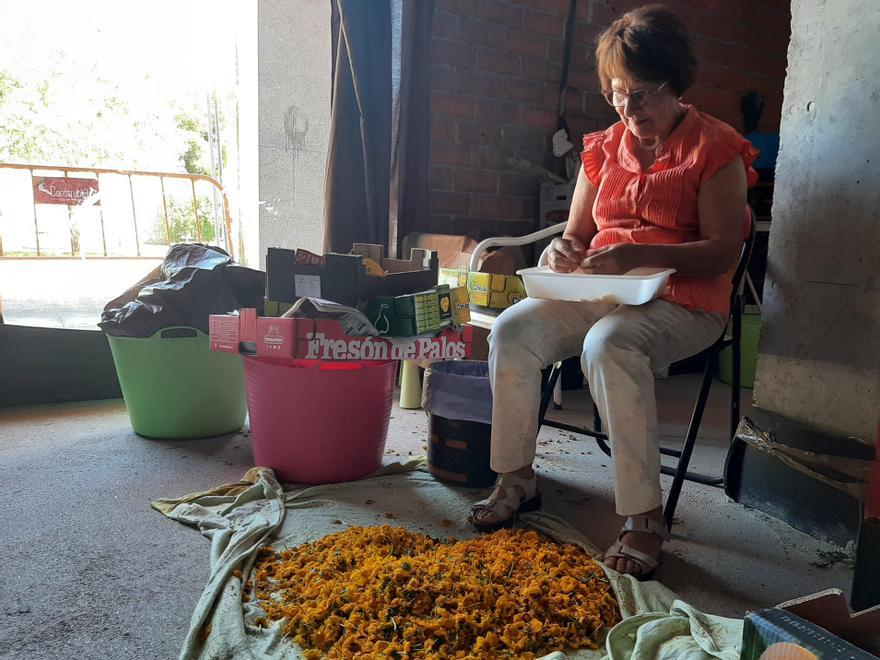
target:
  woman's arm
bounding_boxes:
[547,167,600,272]
[564,166,600,246]
[581,156,747,276]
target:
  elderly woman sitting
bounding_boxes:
[469,4,758,577]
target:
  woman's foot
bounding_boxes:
[469,465,541,531]
[603,507,669,578]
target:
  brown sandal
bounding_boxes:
[469,472,541,532]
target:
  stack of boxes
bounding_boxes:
[364,284,470,337]
[264,243,470,337]
[265,244,440,309]
[438,263,527,312]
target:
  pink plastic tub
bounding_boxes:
[242,357,396,484]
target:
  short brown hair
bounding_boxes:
[595,4,697,97]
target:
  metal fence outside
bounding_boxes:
[0,162,235,259]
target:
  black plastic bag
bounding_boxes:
[99,243,265,338]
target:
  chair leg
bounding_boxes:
[730,297,743,442]
[663,350,718,529]
[553,376,562,409]
[538,365,561,428]
[591,402,613,457]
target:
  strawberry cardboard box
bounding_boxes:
[209,308,473,361]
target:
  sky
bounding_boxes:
[0,0,243,96]
[0,0,249,171]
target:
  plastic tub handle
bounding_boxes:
[160,327,199,339]
[318,362,365,371]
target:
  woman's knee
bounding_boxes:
[581,318,638,372]
[488,300,548,350]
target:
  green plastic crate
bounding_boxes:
[107,327,246,438]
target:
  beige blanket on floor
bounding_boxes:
[153,460,742,659]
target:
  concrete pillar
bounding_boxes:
[257,0,331,268]
[754,0,880,442]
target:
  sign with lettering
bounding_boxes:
[33,177,100,206]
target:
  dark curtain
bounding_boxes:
[390,0,435,257]
[323,0,393,253]
[324,0,435,257]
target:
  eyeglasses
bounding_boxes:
[602,82,668,108]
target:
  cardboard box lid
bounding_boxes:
[777,589,880,655]
[402,232,528,273]
[402,233,479,269]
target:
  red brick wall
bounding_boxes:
[427,0,790,237]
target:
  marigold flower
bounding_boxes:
[248,526,619,658]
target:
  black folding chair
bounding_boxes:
[536,210,757,530]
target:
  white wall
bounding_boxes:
[754,0,880,442]
[235,1,260,270]
[257,0,331,268]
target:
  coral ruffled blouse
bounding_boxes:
[581,105,758,316]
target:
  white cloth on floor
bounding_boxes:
[153,462,742,659]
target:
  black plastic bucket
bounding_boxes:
[422,360,496,487]
[428,415,495,487]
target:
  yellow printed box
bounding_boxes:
[449,285,470,326]
[466,272,526,310]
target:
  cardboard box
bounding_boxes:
[263,298,293,317]
[449,285,470,327]
[742,590,880,659]
[402,233,479,269]
[468,324,490,361]
[362,285,469,337]
[405,232,528,311]
[265,244,438,307]
[539,182,575,227]
[439,267,468,289]
[266,289,470,330]
[434,245,527,311]
[209,309,473,362]
[466,272,527,310]
[402,232,528,274]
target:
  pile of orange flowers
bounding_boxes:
[248,526,620,658]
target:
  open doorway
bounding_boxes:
[0,0,257,329]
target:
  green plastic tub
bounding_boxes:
[718,314,762,388]
[107,327,246,438]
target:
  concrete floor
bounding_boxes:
[0,376,853,659]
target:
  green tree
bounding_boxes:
[0,51,207,170]
[174,111,210,176]
[0,62,147,165]
[149,195,216,245]
[143,110,221,246]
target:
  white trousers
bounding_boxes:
[487,297,726,515]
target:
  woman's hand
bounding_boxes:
[547,236,587,273]
[580,244,638,275]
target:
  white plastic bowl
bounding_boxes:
[516,266,676,305]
